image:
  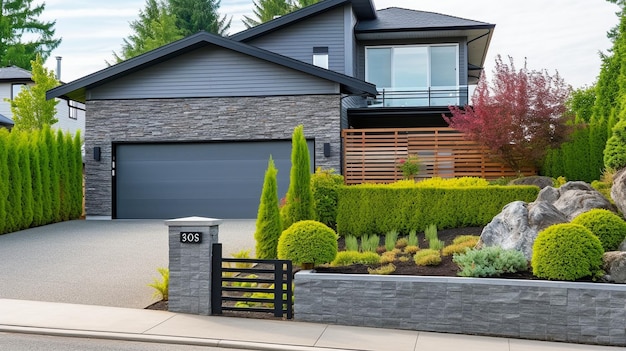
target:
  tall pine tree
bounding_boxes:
[0,0,61,69]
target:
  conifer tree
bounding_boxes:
[71,131,83,219]
[0,130,9,234]
[6,131,23,232]
[56,129,70,221]
[281,125,314,229]
[18,133,34,228]
[254,156,282,259]
[39,126,53,223]
[29,130,44,226]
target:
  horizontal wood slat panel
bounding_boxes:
[342,128,534,184]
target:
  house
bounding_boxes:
[47,0,504,220]
[0,65,85,134]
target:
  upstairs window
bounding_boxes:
[313,47,329,69]
[69,100,80,120]
[11,83,26,99]
[366,44,459,107]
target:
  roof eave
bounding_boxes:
[355,24,495,34]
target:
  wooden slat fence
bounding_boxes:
[342,128,534,184]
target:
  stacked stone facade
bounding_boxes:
[85,94,341,217]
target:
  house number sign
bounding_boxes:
[180,232,202,244]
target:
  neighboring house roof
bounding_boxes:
[0,113,14,126]
[0,66,33,83]
[356,7,495,85]
[231,0,376,42]
[47,31,377,103]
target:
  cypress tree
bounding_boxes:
[71,131,83,219]
[280,125,314,229]
[6,132,23,232]
[39,126,53,223]
[254,156,282,259]
[19,133,34,228]
[0,130,9,234]
[44,126,60,222]
[57,130,70,221]
[29,130,44,226]
[604,119,626,170]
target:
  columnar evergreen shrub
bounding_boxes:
[71,132,83,219]
[57,130,71,221]
[19,133,34,228]
[572,209,626,251]
[0,130,8,234]
[6,132,23,232]
[277,220,338,266]
[254,157,282,259]
[29,131,44,226]
[604,119,626,171]
[44,126,61,222]
[280,125,314,230]
[311,167,343,229]
[39,126,53,222]
[531,223,604,281]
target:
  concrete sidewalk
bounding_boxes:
[0,299,619,351]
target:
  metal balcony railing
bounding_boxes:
[367,86,469,108]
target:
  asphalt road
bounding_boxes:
[0,219,256,308]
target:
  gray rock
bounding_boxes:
[479,181,615,260]
[619,238,626,252]
[477,201,567,260]
[611,168,626,218]
[603,251,626,283]
[508,176,555,189]
[540,181,615,221]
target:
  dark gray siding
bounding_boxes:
[246,6,347,75]
[355,38,468,86]
[88,46,339,100]
[340,95,366,129]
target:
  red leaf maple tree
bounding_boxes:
[444,55,573,172]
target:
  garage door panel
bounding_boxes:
[115,141,314,219]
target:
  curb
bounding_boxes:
[0,325,352,351]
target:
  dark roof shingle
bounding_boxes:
[357,7,494,32]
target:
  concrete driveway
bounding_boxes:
[0,219,256,308]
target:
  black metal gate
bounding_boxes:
[211,243,293,319]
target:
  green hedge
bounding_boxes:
[336,185,539,237]
[0,127,82,235]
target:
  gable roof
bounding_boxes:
[0,66,33,82]
[47,31,377,102]
[231,0,375,42]
[356,7,494,32]
[0,113,14,126]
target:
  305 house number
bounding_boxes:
[180,232,202,244]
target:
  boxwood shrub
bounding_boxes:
[571,209,626,251]
[277,220,338,266]
[336,185,539,237]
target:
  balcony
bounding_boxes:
[367,86,468,108]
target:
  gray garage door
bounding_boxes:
[114,140,314,219]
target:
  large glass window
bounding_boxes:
[365,44,459,107]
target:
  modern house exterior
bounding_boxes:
[0,66,85,134]
[47,0,504,220]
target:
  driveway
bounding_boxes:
[0,219,256,308]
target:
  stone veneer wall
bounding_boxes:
[295,272,626,347]
[85,95,340,217]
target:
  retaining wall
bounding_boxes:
[294,272,626,346]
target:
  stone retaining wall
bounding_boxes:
[294,272,626,346]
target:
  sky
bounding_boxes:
[38,0,621,89]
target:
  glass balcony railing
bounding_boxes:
[367,86,469,108]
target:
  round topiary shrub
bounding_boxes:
[531,223,604,281]
[277,220,338,266]
[572,209,626,251]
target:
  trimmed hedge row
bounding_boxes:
[0,127,82,235]
[336,185,539,237]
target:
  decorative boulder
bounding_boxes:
[508,176,555,189]
[612,168,626,218]
[479,181,616,260]
[620,238,626,252]
[476,201,567,260]
[603,251,626,283]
